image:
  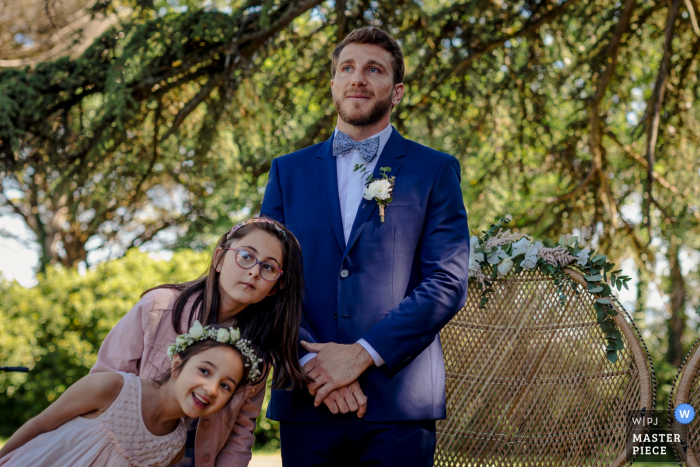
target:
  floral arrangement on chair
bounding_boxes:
[469,215,632,363]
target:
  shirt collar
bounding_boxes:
[334,123,393,158]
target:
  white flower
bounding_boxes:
[362,185,375,200]
[576,248,590,267]
[374,180,393,200]
[510,238,531,257]
[167,346,175,358]
[189,320,204,339]
[469,237,485,262]
[229,327,241,342]
[487,247,508,265]
[468,255,483,278]
[520,242,542,270]
[470,236,480,251]
[520,252,538,270]
[468,237,484,277]
[175,335,188,346]
[364,179,392,201]
[216,328,230,343]
[497,258,514,277]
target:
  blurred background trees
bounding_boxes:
[1,0,699,447]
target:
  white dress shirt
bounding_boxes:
[300,124,393,368]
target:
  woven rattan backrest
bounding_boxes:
[436,268,654,467]
[669,337,700,466]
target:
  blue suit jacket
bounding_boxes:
[260,128,469,422]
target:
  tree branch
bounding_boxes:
[0,228,37,250]
[586,0,637,228]
[603,130,684,198]
[686,0,700,35]
[543,163,597,204]
[158,75,224,142]
[0,193,30,226]
[644,0,683,235]
[447,0,577,81]
[404,0,579,112]
[237,0,324,52]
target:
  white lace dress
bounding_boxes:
[0,372,186,467]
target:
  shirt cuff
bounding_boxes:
[357,339,385,367]
[299,352,317,367]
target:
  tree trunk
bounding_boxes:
[635,268,648,316]
[666,242,686,366]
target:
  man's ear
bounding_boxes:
[171,355,183,378]
[391,83,405,106]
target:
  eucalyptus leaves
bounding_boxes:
[471,215,632,363]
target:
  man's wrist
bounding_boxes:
[352,343,375,371]
[299,353,317,367]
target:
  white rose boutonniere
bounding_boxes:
[354,164,396,223]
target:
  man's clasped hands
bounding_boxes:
[300,341,375,418]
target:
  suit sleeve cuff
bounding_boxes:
[299,352,317,367]
[357,338,385,367]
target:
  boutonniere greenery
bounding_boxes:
[354,164,395,223]
[470,215,632,363]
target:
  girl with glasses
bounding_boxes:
[88,217,310,466]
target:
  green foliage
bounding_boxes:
[0,0,322,270]
[4,0,700,279]
[0,250,212,436]
[253,375,281,452]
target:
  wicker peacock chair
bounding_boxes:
[435,267,655,467]
[669,336,700,466]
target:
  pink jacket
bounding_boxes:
[91,288,265,467]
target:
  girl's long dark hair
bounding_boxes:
[144,217,311,390]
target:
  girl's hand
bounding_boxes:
[320,381,368,418]
[0,373,123,458]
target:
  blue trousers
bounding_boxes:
[279,416,436,467]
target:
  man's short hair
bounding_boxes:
[331,27,405,85]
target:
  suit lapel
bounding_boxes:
[343,128,406,260]
[315,135,346,252]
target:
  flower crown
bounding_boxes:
[167,320,263,382]
[227,218,286,240]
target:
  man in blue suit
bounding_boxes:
[260,26,469,466]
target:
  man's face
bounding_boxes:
[331,43,404,127]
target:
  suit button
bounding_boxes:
[202,419,211,428]
[203,454,212,463]
[334,314,337,320]
[340,269,349,278]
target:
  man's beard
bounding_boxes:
[334,89,393,127]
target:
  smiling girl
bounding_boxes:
[0,322,257,466]
[90,217,309,466]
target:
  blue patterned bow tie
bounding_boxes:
[332,131,381,163]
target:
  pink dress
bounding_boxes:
[0,372,186,467]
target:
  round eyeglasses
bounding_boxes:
[225,248,284,282]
